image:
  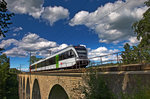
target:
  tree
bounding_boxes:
[83,68,115,99]
[121,43,143,64]
[30,56,42,64]
[132,0,150,47]
[0,0,14,37]
[0,54,19,99]
[0,0,14,52]
[121,43,132,64]
[0,54,10,99]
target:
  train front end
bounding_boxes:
[74,46,89,68]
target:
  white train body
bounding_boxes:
[30,46,89,72]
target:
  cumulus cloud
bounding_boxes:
[70,0,147,43]
[13,27,23,32]
[0,39,18,48]
[124,36,140,46]
[5,0,69,24]
[18,33,57,51]
[5,0,44,18]
[88,47,120,62]
[4,47,27,57]
[49,44,68,53]
[1,33,69,57]
[41,6,69,25]
[38,44,68,57]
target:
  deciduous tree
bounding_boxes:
[132,0,150,47]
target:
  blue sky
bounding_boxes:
[0,0,147,70]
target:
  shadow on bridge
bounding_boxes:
[26,78,30,99]
[32,79,41,99]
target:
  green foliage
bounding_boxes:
[30,56,42,64]
[0,54,19,99]
[121,43,150,64]
[121,87,150,99]
[121,77,150,99]
[5,74,19,99]
[0,0,14,38]
[132,0,150,47]
[0,54,10,99]
[83,68,115,99]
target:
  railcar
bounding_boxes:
[30,45,89,72]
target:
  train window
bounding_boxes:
[43,61,46,66]
[38,63,41,67]
[41,61,45,67]
[64,52,68,59]
[33,65,35,69]
[41,62,43,67]
[46,59,50,66]
[59,54,61,60]
[50,58,53,65]
[30,66,33,69]
[51,57,55,64]
[37,64,39,68]
[53,57,56,64]
[62,53,65,60]
[69,50,75,58]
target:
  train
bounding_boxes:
[30,45,89,72]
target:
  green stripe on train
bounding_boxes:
[56,55,59,68]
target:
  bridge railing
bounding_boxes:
[87,52,122,67]
[87,46,150,67]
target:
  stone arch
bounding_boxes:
[32,79,41,99]
[26,78,30,99]
[48,84,69,99]
[23,77,25,99]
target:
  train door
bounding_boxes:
[56,55,59,68]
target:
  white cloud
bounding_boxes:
[38,43,68,57]
[2,33,69,57]
[5,0,44,18]
[17,68,29,72]
[41,6,69,25]
[125,36,140,46]
[0,39,18,48]
[13,33,17,36]
[4,47,27,57]
[18,33,57,51]
[88,47,120,62]
[49,44,68,53]
[5,0,69,24]
[70,0,148,43]
[13,27,23,32]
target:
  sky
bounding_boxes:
[0,0,148,70]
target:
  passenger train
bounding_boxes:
[30,45,89,72]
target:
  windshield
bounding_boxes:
[74,46,88,58]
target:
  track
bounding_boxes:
[25,63,150,74]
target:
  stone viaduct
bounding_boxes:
[18,64,150,99]
[18,72,84,99]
